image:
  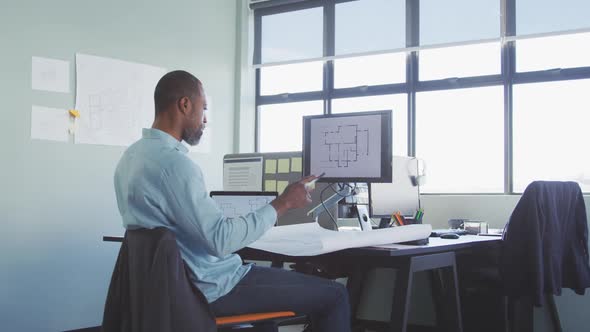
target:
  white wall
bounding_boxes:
[0,1,239,330]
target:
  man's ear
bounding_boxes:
[177,96,191,115]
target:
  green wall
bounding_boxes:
[0,1,239,330]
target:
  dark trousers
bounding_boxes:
[210,266,351,332]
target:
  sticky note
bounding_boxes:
[68,109,80,118]
[265,159,277,174]
[291,157,302,172]
[277,181,289,195]
[277,159,290,173]
[265,180,277,192]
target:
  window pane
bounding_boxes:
[332,94,408,156]
[513,80,590,193]
[334,53,406,88]
[516,0,590,35]
[419,42,500,80]
[261,7,323,63]
[335,0,405,55]
[260,62,323,95]
[259,101,323,152]
[416,87,504,193]
[420,0,500,46]
[516,32,590,72]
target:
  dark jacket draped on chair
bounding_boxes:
[101,227,216,332]
[501,181,590,306]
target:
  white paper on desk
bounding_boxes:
[32,56,70,93]
[248,223,432,256]
[30,105,70,142]
[75,53,166,146]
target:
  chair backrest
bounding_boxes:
[102,227,216,332]
[500,181,590,305]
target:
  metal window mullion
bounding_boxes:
[324,0,335,114]
[415,75,504,92]
[253,0,324,16]
[514,68,590,84]
[503,0,516,194]
[254,10,262,152]
[255,69,262,152]
[407,0,419,157]
[257,91,326,105]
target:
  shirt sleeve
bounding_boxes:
[162,157,277,257]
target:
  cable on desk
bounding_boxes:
[320,183,339,230]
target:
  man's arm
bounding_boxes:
[163,160,278,257]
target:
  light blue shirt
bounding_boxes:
[114,128,277,302]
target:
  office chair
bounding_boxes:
[460,181,590,332]
[101,227,301,332]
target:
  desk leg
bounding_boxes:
[430,258,463,332]
[389,259,413,332]
[346,266,368,331]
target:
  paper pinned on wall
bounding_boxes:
[277,180,289,194]
[265,159,277,174]
[30,105,70,142]
[74,53,166,146]
[32,56,70,93]
[291,157,302,172]
[277,159,290,173]
[265,180,277,192]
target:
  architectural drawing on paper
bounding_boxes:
[218,197,274,218]
[87,88,139,131]
[321,125,370,168]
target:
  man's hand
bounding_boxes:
[270,176,318,217]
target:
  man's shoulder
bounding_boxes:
[160,149,202,178]
[118,138,197,174]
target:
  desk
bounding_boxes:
[104,234,501,332]
[239,235,501,332]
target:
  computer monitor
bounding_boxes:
[302,110,392,183]
[210,191,278,218]
[370,156,420,218]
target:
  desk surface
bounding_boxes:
[238,235,501,263]
[104,233,500,260]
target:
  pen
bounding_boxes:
[305,172,326,190]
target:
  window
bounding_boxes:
[335,0,405,55]
[254,0,590,193]
[513,80,590,192]
[516,32,590,73]
[334,53,406,88]
[420,0,500,46]
[260,62,324,95]
[516,0,590,35]
[261,7,323,63]
[419,42,501,80]
[331,94,408,156]
[258,101,323,153]
[416,87,504,193]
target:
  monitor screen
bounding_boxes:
[302,110,392,183]
[210,191,278,218]
[369,156,420,218]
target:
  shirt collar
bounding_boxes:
[142,128,189,153]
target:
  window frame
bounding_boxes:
[252,0,590,194]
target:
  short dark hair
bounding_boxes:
[154,70,202,114]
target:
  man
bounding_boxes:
[114,70,351,332]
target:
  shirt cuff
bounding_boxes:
[258,204,278,226]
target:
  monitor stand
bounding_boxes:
[354,204,372,231]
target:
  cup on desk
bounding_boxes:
[464,221,488,235]
[448,218,468,229]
